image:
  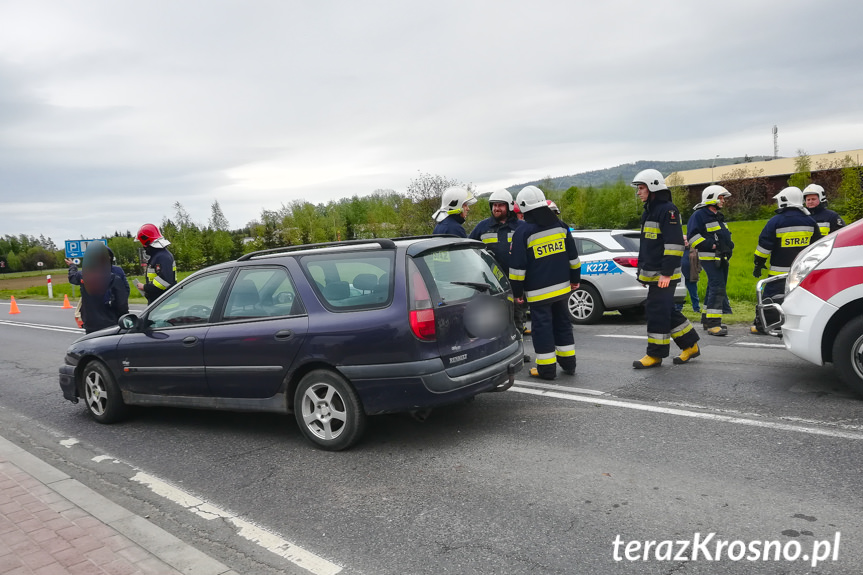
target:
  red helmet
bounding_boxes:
[136,223,163,247]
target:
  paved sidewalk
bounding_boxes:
[0,435,238,575]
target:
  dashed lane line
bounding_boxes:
[0,319,83,334]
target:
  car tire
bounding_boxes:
[294,370,367,451]
[81,361,129,424]
[567,284,605,324]
[833,316,863,397]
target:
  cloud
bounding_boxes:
[1,0,862,247]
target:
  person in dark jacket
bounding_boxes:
[68,241,129,333]
[631,169,700,368]
[432,186,477,237]
[469,188,527,332]
[752,187,822,334]
[803,184,845,236]
[687,185,734,336]
[509,186,581,379]
[134,223,177,304]
[66,245,129,304]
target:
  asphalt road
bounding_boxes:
[2,299,863,574]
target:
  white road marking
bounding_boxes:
[596,334,643,339]
[131,472,342,575]
[59,438,80,448]
[510,386,863,440]
[515,380,606,396]
[733,342,786,349]
[0,319,83,334]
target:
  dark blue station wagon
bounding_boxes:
[59,237,524,450]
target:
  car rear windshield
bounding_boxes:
[611,232,640,252]
[412,247,508,304]
[300,251,394,310]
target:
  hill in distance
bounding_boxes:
[507,155,775,192]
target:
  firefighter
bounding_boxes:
[752,186,822,334]
[134,223,177,304]
[802,184,845,236]
[631,169,700,368]
[509,186,581,379]
[469,189,528,333]
[686,185,734,336]
[432,186,476,237]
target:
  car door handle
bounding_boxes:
[274,330,293,341]
[182,336,199,346]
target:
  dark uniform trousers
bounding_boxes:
[530,299,576,379]
[645,281,699,358]
[702,259,729,329]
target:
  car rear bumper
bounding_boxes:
[59,365,79,403]
[340,339,525,414]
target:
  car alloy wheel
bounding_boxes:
[81,361,128,424]
[567,284,605,324]
[294,370,366,451]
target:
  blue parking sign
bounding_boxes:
[65,239,108,259]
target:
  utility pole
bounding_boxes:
[773,125,779,158]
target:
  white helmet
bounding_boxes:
[432,186,476,222]
[488,188,514,211]
[546,199,560,214]
[694,184,731,209]
[631,169,666,192]
[515,186,547,213]
[802,183,826,203]
[773,186,809,214]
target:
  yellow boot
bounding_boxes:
[632,355,662,369]
[673,343,700,365]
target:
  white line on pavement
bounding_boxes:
[510,385,863,440]
[733,342,786,349]
[0,319,83,334]
[514,380,606,396]
[596,334,643,339]
[130,472,342,575]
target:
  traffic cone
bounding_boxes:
[61,294,73,309]
[9,296,21,314]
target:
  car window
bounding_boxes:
[147,271,229,328]
[577,238,607,255]
[224,267,303,320]
[611,233,640,252]
[415,247,508,304]
[301,252,394,310]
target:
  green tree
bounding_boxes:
[837,163,863,223]
[108,236,140,275]
[208,200,230,231]
[787,149,812,189]
[403,172,462,235]
[667,173,693,223]
[5,252,22,272]
[162,202,204,271]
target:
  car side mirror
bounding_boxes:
[118,313,140,331]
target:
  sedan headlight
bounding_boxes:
[786,235,835,293]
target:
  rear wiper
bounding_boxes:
[449,281,490,292]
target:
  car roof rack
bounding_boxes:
[237,239,396,261]
[389,234,474,241]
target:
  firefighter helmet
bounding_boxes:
[631,169,666,192]
[488,188,514,211]
[546,199,560,214]
[432,187,476,222]
[802,183,826,203]
[694,184,731,209]
[515,186,547,213]
[136,224,171,248]
[774,187,808,214]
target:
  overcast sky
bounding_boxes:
[2,0,862,248]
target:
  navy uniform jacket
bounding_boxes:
[143,247,177,304]
[809,204,845,236]
[469,215,524,273]
[509,218,580,305]
[686,206,734,262]
[755,208,823,275]
[433,215,467,238]
[637,189,685,283]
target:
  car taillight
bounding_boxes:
[613,256,639,268]
[407,259,435,341]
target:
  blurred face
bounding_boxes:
[635,183,650,202]
[461,203,470,217]
[805,194,820,208]
[716,196,726,208]
[491,202,508,221]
